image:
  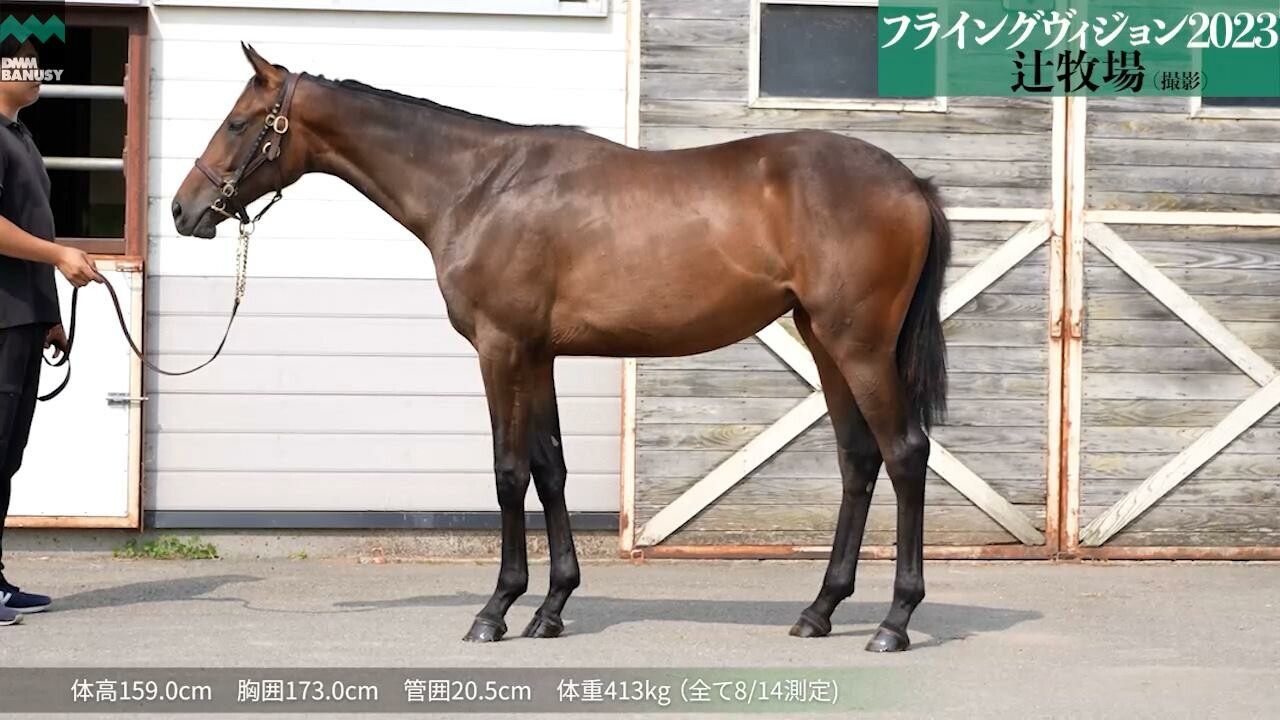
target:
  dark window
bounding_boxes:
[758,3,882,100]
[19,9,147,257]
[1202,96,1280,108]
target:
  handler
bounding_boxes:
[0,38,102,626]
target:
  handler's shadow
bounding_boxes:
[54,574,263,612]
[335,593,1040,649]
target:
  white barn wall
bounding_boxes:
[146,4,629,514]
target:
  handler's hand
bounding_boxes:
[55,247,102,288]
[45,324,68,360]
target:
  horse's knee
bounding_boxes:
[532,456,568,501]
[495,461,530,509]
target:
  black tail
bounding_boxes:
[897,177,951,430]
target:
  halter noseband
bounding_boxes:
[194,71,303,230]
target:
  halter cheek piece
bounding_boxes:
[39,74,304,403]
[193,71,303,230]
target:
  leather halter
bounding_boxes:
[193,71,302,228]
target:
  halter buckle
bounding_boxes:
[267,114,290,134]
[220,181,237,198]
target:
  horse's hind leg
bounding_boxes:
[789,307,882,639]
[523,364,581,638]
[807,314,930,653]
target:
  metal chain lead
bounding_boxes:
[235,223,251,303]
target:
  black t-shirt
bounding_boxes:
[0,113,61,329]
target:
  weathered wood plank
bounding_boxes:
[640,475,1048,507]
[1099,225,1280,243]
[1087,97,1192,113]
[1088,111,1280,142]
[637,423,1045,454]
[642,17,748,46]
[1081,426,1280,455]
[637,450,1047,482]
[1082,400,1280,427]
[939,186,1053,209]
[1081,504,1280,536]
[1090,138,1280,170]
[951,293,1048,320]
[638,396,1048,427]
[1082,373,1258,401]
[1083,451,1280,481]
[641,72,747,102]
[641,99,1054,135]
[1087,294,1280,323]
[643,345,1048,374]
[643,0,749,21]
[942,319,1045,347]
[1088,165,1280,199]
[642,46,745,75]
[641,503,1041,535]
[637,370,1048,399]
[1087,191,1280,214]
[1083,347,1243,374]
[1081,479,1280,507]
[1086,320,1280,349]
[1122,241,1280,271]
[1086,265,1280,296]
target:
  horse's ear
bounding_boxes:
[241,42,284,85]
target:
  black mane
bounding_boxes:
[308,74,580,131]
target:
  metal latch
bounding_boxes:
[107,393,148,407]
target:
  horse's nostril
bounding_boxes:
[172,199,183,221]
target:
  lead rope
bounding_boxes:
[38,222,252,402]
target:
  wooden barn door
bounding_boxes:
[1062,98,1280,559]
[623,98,1071,560]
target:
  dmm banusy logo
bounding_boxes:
[0,1,66,83]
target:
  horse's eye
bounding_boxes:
[227,119,248,134]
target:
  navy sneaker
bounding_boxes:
[0,584,51,614]
[0,605,20,625]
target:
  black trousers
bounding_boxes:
[0,323,45,575]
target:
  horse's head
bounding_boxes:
[172,44,307,238]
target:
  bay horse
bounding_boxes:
[172,45,951,652]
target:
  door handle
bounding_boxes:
[106,393,148,407]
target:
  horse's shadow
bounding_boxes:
[53,574,263,612]
[334,592,1040,649]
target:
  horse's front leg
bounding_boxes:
[463,343,536,643]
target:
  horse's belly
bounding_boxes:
[553,279,792,358]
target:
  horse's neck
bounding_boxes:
[302,83,502,249]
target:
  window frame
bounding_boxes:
[1188,96,1280,120]
[749,0,947,113]
[50,6,149,261]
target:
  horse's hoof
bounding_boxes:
[462,617,507,643]
[788,609,832,638]
[522,612,565,639]
[865,626,910,652]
